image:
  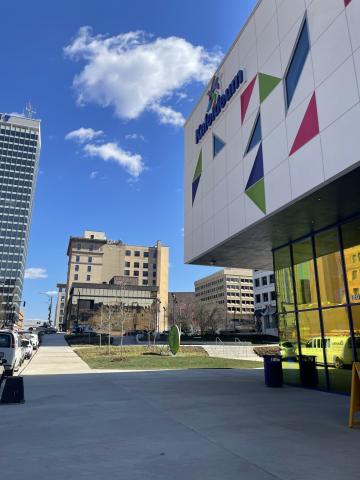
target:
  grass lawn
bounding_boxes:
[72,345,262,370]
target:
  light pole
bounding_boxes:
[39,292,53,326]
[171,293,177,327]
[163,306,166,331]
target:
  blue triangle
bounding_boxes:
[192,175,201,205]
[213,134,226,157]
[245,144,264,190]
[245,113,262,155]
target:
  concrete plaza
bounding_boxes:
[0,334,358,479]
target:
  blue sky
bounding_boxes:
[0,0,257,322]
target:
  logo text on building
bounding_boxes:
[195,70,244,144]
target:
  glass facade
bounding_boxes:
[0,116,41,325]
[274,219,360,394]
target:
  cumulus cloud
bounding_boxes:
[65,127,104,143]
[25,268,48,280]
[84,142,144,178]
[149,103,185,127]
[45,290,58,296]
[64,26,222,126]
[125,133,145,141]
[89,170,98,179]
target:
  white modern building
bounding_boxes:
[253,270,277,336]
[184,0,360,394]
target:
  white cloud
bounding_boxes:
[125,133,145,141]
[24,268,48,280]
[180,227,184,237]
[65,127,104,143]
[45,291,58,296]
[84,142,144,178]
[149,103,185,127]
[89,170,98,179]
[64,26,222,126]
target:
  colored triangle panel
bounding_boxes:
[241,75,257,124]
[258,73,282,103]
[193,150,202,181]
[345,0,352,6]
[245,178,266,214]
[192,175,200,205]
[245,144,264,190]
[289,92,319,156]
[245,112,262,154]
[213,134,226,157]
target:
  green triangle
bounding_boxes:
[193,150,202,181]
[245,178,266,214]
[259,73,282,103]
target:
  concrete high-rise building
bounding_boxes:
[65,231,169,330]
[54,283,66,330]
[194,268,254,328]
[0,113,41,325]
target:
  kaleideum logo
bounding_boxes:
[195,69,244,144]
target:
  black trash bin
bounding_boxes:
[1,376,25,404]
[263,355,283,388]
[299,355,318,387]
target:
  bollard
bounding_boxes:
[1,376,25,404]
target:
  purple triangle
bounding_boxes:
[192,175,201,205]
[245,144,264,190]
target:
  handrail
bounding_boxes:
[215,337,223,345]
[234,338,241,344]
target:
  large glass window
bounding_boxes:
[315,229,346,307]
[293,240,318,310]
[274,246,295,313]
[322,307,352,394]
[342,219,360,303]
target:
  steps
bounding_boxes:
[201,344,263,362]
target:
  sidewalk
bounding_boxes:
[22,333,91,375]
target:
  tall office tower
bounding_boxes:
[0,113,41,325]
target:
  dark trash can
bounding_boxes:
[299,355,318,387]
[1,376,25,404]
[263,355,283,388]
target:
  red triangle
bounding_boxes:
[345,0,352,6]
[241,75,257,124]
[289,92,319,156]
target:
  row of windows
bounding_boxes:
[0,155,36,164]
[125,249,156,258]
[254,274,275,287]
[125,261,155,269]
[227,277,253,283]
[255,291,276,303]
[0,129,38,140]
[124,270,157,278]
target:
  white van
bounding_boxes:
[300,335,360,369]
[0,330,22,375]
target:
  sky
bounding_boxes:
[0,0,258,323]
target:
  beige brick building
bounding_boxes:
[65,231,169,330]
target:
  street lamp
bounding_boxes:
[171,293,177,327]
[39,292,53,326]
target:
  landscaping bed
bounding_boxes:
[72,345,262,370]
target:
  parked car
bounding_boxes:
[24,333,39,350]
[21,338,33,360]
[0,330,22,376]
